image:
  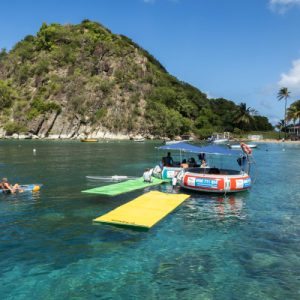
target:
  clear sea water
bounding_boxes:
[0,140,299,300]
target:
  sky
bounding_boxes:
[1,0,300,124]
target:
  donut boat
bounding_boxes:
[154,142,254,194]
[177,167,251,193]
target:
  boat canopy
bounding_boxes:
[157,142,202,153]
[157,142,240,156]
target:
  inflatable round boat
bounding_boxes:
[155,142,254,194]
[177,167,251,193]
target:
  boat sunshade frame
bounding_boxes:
[157,142,241,156]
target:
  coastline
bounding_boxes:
[1,134,300,144]
[251,139,300,144]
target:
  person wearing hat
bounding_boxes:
[0,178,23,194]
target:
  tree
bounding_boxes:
[287,105,298,133]
[275,119,285,139]
[277,87,291,138]
[234,102,257,131]
[287,100,300,134]
[0,48,7,61]
[0,80,17,109]
[252,115,273,131]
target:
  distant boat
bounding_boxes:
[212,138,229,144]
[229,143,257,149]
[81,138,98,142]
[133,138,145,142]
[208,132,231,144]
[165,140,189,145]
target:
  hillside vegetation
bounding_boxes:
[0,20,273,139]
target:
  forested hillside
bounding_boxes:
[0,20,273,139]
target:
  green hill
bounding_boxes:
[0,20,272,139]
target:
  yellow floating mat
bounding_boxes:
[93,191,190,229]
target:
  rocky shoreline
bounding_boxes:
[0,132,150,140]
[1,132,300,144]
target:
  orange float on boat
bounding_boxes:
[240,143,252,155]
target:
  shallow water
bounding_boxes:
[0,140,299,299]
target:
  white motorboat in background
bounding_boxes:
[165,140,189,145]
[212,138,229,144]
[133,138,145,142]
[208,132,230,144]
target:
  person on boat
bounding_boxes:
[200,159,208,168]
[198,153,206,161]
[188,157,198,167]
[237,155,247,171]
[143,168,153,183]
[162,152,173,167]
[180,159,189,169]
[172,176,178,189]
[0,178,23,194]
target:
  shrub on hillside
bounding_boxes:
[4,121,27,135]
[0,80,17,109]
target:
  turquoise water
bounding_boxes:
[0,140,299,299]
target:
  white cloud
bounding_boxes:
[278,58,300,97]
[270,0,300,13]
[270,0,300,4]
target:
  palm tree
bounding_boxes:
[277,87,291,138]
[234,102,257,131]
[275,119,285,139]
[287,100,300,135]
[287,105,298,133]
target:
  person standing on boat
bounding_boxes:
[237,155,247,172]
[198,153,206,161]
[163,152,173,167]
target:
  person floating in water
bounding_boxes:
[0,178,23,194]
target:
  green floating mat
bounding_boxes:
[81,177,165,196]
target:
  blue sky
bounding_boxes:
[1,0,300,124]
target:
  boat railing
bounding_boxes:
[185,167,241,176]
